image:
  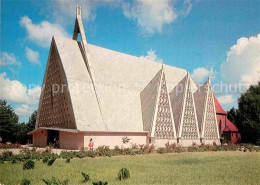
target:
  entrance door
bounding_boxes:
[222,132,231,143]
[47,130,59,147]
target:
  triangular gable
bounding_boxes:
[48,37,106,131]
[195,78,220,139]
[170,73,200,139]
[36,39,77,130]
[151,71,176,139]
[141,68,176,138]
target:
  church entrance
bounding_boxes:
[47,130,59,147]
[222,132,231,144]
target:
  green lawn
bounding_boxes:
[1,151,260,185]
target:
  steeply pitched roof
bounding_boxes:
[52,36,200,132]
[223,119,239,132]
[54,36,106,131]
[194,81,208,134]
[141,69,162,133]
[213,95,227,114]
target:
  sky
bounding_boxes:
[1,0,260,123]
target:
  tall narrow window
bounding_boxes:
[219,120,222,133]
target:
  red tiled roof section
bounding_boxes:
[213,95,227,114]
[226,119,239,132]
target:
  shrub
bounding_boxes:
[0,160,4,164]
[86,151,95,158]
[122,136,131,144]
[60,151,74,159]
[42,177,69,185]
[43,156,49,163]
[188,145,199,152]
[2,151,13,161]
[157,148,167,154]
[149,144,155,153]
[81,172,90,182]
[0,143,21,149]
[66,158,70,163]
[23,160,35,170]
[76,152,85,158]
[92,181,108,185]
[96,145,111,157]
[141,144,150,154]
[118,168,130,180]
[20,178,31,185]
[174,146,183,153]
[47,158,56,166]
[42,179,52,185]
[11,158,18,164]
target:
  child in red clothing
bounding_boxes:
[88,138,94,151]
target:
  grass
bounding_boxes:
[0,151,259,185]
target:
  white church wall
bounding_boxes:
[179,139,201,147]
[83,133,148,149]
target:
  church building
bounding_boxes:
[29,5,220,150]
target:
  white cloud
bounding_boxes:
[14,104,37,116]
[217,95,234,105]
[140,49,163,63]
[0,52,21,67]
[25,47,40,65]
[122,0,177,34]
[0,73,41,105]
[19,16,70,48]
[221,34,260,89]
[191,67,215,84]
[181,0,192,16]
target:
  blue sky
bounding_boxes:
[1,0,260,122]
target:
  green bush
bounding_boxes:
[96,145,111,156]
[47,158,56,166]
[157,148,167,154]
[92,181,108,185]
[60,151,74,159]
[81,172,90,182]
[43,156,49,163]
[42,176,69,185]
[2,151,13,161]
[66,158,70,163]
[76,152,85,158]
[20,178,31,185]
[42,179,52,185]
[86,151,95,158]
[23,160,35,170]
[0,159,4,164]
[118,168,130,180]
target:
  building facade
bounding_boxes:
[214,96,241,144]
[29,5,221,149]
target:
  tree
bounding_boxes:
[228,82,260,144]
[26,110,37,144]
[0,99,19,143]
[227,107,237,124]
[27,110,37,132]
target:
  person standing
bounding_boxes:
[88,138,94,151]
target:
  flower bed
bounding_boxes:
[0,143,21,149]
